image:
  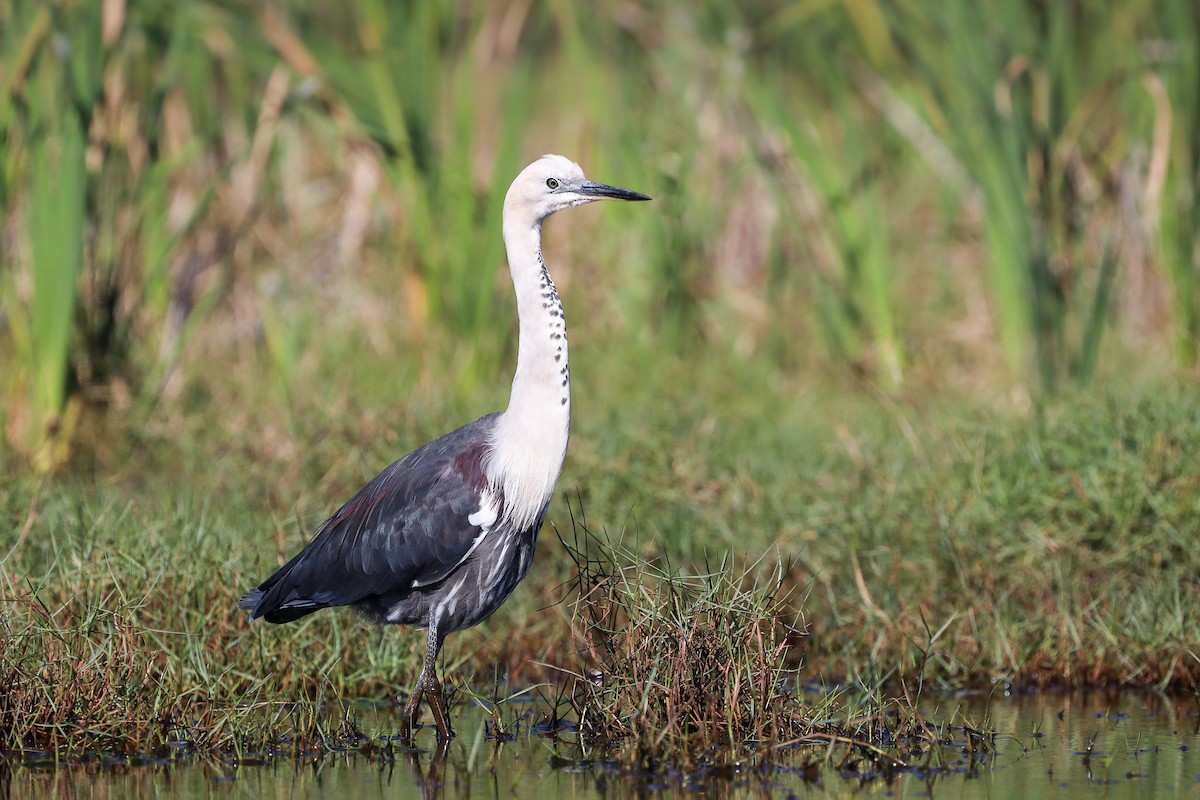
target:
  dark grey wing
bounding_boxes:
[239,414,500,623]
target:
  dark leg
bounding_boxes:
[400,623,454,742]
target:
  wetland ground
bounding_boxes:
[4,690,1198,798]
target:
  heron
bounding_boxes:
[239,154,650,742]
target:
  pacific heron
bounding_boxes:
[239,154,650,741]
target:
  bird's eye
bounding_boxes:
[546,178,560,190]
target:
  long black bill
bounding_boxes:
[578,181,652,202]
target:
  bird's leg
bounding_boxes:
[422,623,454,741]
[400,623,454,742]
[424,671,451,742]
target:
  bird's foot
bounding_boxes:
[422,674,455,742]
[400,662,456,743]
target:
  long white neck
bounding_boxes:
[487,218,571,531]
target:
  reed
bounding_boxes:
[6,1,1200,471]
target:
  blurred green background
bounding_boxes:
[0,1,1198,734]
[3,0,1198,470]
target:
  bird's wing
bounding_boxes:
[240,414,501,623]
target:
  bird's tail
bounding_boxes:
[238,580,325,623]
[238,589,265,615]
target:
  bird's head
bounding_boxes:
[505,154,651,225]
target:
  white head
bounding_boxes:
[504,154,650,226]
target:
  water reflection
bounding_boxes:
[963,689,1200,799]
[3,690,1197,798]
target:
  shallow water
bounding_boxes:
[5,690,1198,798]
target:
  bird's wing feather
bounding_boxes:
[240,414,500,622]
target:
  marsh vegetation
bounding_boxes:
[1,0,1198,778]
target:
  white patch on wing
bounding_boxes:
[408,490,497,589]
[436,580,463,620]
[487,540,513,586]
[468,489,500,528]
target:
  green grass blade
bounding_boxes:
[26,112,85,470]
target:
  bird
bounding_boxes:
[239,154,650,742]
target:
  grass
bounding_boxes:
[560,527,804,761]
[1,346,1197,761]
